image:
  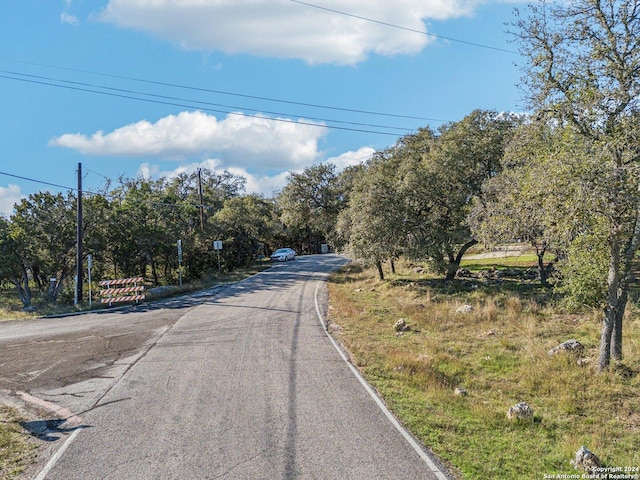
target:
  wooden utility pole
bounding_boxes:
[197,168,205,231]
[76,162,83,303]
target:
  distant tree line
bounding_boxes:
[0,165,355,307]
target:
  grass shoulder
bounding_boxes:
[327,260,640,479]
[0,406,38,480]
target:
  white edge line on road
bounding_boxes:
[18,392,86,480]
[314,281,450,480]
[33,427,84,480]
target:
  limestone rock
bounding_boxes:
[548,339,585,356]
[571,446,601,473]
[454,387,468,397]
[394,318,410,333]
[507,402,533,421]
[456,304,474,314]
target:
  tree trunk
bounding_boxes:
[151,261,159,286]
[445,239,478,281]
[535,245,551,288]
[389,259,396,275]
[375,261,384,280]
[611,287,626,361]
[598,238,621,371]
[11,265,32,308]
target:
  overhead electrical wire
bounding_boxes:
[0,170,210,209]
[0,69,411,133]
[0,4,520,201]
[0,57,443,123]
[0,72,405,137]
[289,0,519,55]
[0,170,83,194]
[0,2,515,138]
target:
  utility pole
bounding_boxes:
[76,163,83,303]
[197,168,205,231]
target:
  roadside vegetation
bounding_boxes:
[327,258,640,479]
[0,260,272,321]
[0,406,37,480]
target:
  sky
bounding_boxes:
[0,0,530,217]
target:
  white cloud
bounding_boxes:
[60,12,79,25]
[327,147,375,170]
[95,0,478,65]
[137,158,291,197]
[0,184,24,218]
[50,111,327,172]
[136,145,372,198]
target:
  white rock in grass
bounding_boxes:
[394,318,410,333]
[548,339,585,356]
[506,402,533,421]
[571,446,601,473]
[456,304,474,314]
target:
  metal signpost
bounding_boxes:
[213,240,222,274]
[87,254,93,307]
[177,240,183,287]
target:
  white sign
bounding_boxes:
[213,240,223,250]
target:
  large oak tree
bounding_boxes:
[512,0,640,370]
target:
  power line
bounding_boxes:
[0,169,111,198]
[0,56,442,122]
[289,0,519,55]
[0,72,408,137]
[0,170,209,209]
[0,170,77,192]
[0,169,238,212]
[0,69,411,133]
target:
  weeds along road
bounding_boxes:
[0,254,450,480]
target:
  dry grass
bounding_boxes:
[327,262,640,479]
[0,406,37,480]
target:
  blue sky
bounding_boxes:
[0,0,528,217]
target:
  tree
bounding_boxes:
[400,111,519,280]
[470,122,563,288]
[107,177,168,282]
[213,195,279,269]
[337,149,406,280]
[277,163,344,254]
[11,192,78,300]
[513,0,640,370]
[0,217,32,307]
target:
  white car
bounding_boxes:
[270,248,296,262]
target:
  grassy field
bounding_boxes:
[327,260,640,479]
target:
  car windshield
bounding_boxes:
[274,249,288,254]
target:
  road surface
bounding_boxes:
[0,254,451,479]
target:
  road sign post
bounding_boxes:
[88,254,93,307]
[177,240,183,287]
[213,240,222,274]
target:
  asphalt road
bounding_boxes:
[0,254,451,479]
